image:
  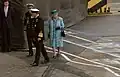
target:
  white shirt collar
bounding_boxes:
[4,6,9,17]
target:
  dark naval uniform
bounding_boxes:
[24,11,34,56]
[27,14,49,66]
[24,3,34,56]
[24,11,31,27]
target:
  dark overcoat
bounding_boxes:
[0,5,15,52]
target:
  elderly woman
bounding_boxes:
[48,10,65,58]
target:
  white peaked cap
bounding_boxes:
[30,8,39,12]
[26,3,34,6]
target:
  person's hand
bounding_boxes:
[38,38,41,41]
[38,31,43,38]
[48,33,50,38]
[55,27,60,30]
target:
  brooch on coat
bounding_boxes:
[36,19,38,22]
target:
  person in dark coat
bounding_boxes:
[27,8,49,66]
[0,0,15,52]
[24,3,34,57]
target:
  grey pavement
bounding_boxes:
[0,52,48,77]
[0,51,93,77]
[71,16,120,37]
[111,0,120,3]
[63,15,120,77]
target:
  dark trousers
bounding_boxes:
[27,34,34,55]
[34,40,49,64]
[27,34,49,64]
[1,28,11,52]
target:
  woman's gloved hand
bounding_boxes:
[48,33,50,38]
[55,27,61,30]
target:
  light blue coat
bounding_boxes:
[49,17,64,48]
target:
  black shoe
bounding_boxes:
[26,54,33,57]
[56,53,60,57]
[53,53,60,58]
[53,52,57,58]
[52,56,56,58]
[41,59,49,64]
[10,48,17,51]
[30,62,38,66]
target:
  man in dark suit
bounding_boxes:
[27,8,49,66]
[0,0,15,52]
[24,3,34,57]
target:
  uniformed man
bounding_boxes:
[28,8,49,66]
[24,3,34,26]
[24,3,34,57]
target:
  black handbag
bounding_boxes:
[61,30,65,37]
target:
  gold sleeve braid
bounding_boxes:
[38,31,43,41]
[39,31,43,37]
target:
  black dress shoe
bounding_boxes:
[26,52,33,57]
[52,54,60,58]
[30,62,38,66]
[26,54,33,57]
[41,60,49,64]
[56,53,60,57]
[10,48,17,51]
[7,48,11,52]
[52,55,57,59]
